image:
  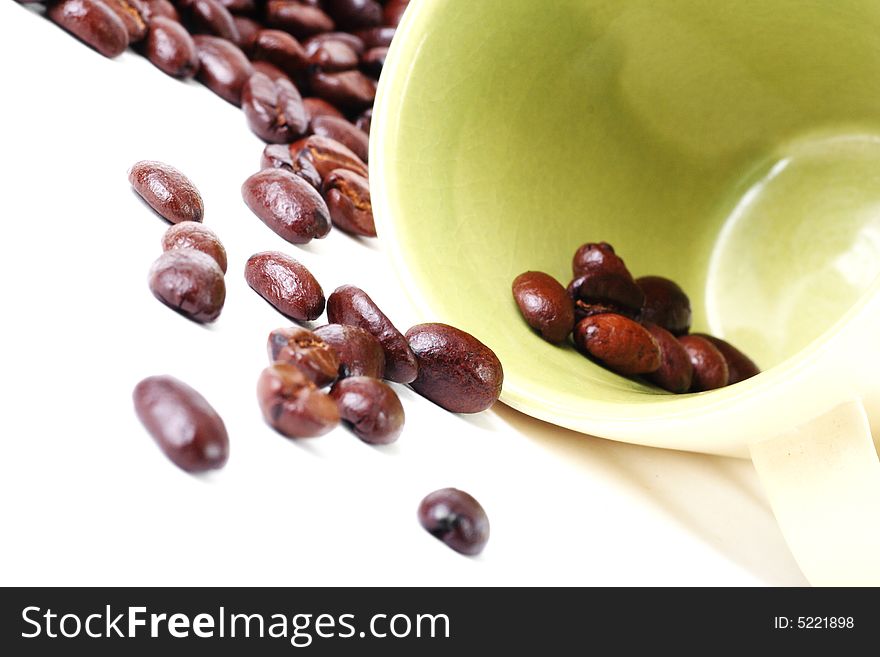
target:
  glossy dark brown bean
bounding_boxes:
[354,25,395,49]
[327,285,418,383]
[161,222,227,272]
[242,73,309,144]
[257,363,339,438]
[418,488,490,556]
[133,376,229,472]
[569,242,644,310]
[48,0,129,58]
[103,0,148,42]
[291,135,369,180]
[311,115,369,162]
[245,251,325,321]
[573,314,661,376]
[241,168,331,243]
[383,0,409,27]
[193,34,253,105]
[512,271,574,344]
[637,276,692,336]
[251,29,309,77]
[145,17,200,78]
[180,0,240,42]
[267,327,339,387]
[322,0,381,30]
[679,335,729,392]
[231,16,260,54]
[695,335,760,385]
[260,144,323,190]
[406,323,504,414]
[305,36,360,72]
[129,160,204,224]
[355,107,371,134]
[309,69,376,111]
[303,97,346,121]
[304,31,365,56]
[322,169,375,237]
[265,0,334,38]
[148,249,226,322]
[644,324,693,393]
[314,324,385,379]
[360,46,387,78]
[330,377,404,444]
[142,0,179,22]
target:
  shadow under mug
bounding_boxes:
[372,0,880,585]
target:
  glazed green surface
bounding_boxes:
[376,0,880,411]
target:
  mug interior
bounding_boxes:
[373,0,880,445]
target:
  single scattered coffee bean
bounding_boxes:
[148,249,226,322]
[322,0,382,31]
[354,25,395,49]
[327,285,418,383]
[267,326,340,387]
[265,0,335,38]
[103,0,148,42]
[245,251,325,321]
[322,168,375,237]
[309,69,376,111]
[251,29,309,78]
[260,144,323,190]
[161,222,227,272]
[418,488,490,556]
[512,271,574,345]
[573,314,661,376]
[241,168,331,243]
[679,335,729,391]
[311,115,369,162]
[145,16,200,79]
[242,72,309,143]
[406,323,503,413]
[232,16,260,54]
[303,97,346,121]
[193,34,254,105]
[637,276,692,336]
[180,0,240,43]
[695,335,760,385]
[644,324,693,393]
[305,37,360,72]
[304,31,365,56]
[129,160,204,224]
[257,363,340,438]
[314,324,385,379]
[355,107,371,135]
[383,0,409,27]
[291,135,369,181]
[48,0,130,58]
[133,375,229,472]
[360,46,387,78]
[330,376,404,444]
[142,0,179,22]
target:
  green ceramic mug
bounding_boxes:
[372,0,880,585]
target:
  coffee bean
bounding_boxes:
[327,285,418,383]
[679,335,729,391]
[305,36,360,72]
[303,97,346,121]
[418,488,489,556]
[129,160,204,224]
[257,363,339,438]
[142,0,179,22]
[180,0,240,43]
[231,15,260,54]
[242,72,309,143]
[354,108,371,135]
[637,276,692,336]
[573,314,661,376]
[48,0,130,58]
[311,115,369,162]
[573,299,633,323]
[304,31,365,56]
[322,169,375,237]
[512,271,574,344]
[360,46,387,78]
[145,16,200,78]
[406,323,503,413]
[241,168,331,243]
[245,251,325,321]
[330,377,404,444]
[148,249,226,322]
[265,0,334,38]
[354,25,395,49]
[644,324,693,393]
[694,335,760,385]
[322,0,382,31]
[268,326,340,387]
[569,242,644,310]
[103,0,148,42]
[314,324,385,379]
[161,222,227,272]
[133,376,229,472]
[291,134,369,180]
[309,69,376,111]
[251,29,309,78]
[260,144,323,190]
[193,34,253,105]
[383,0,409,27]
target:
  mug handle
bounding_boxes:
[749,400,880,586]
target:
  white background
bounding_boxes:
[0,3,807,586]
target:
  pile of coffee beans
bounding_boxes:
[513,242,759,393]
